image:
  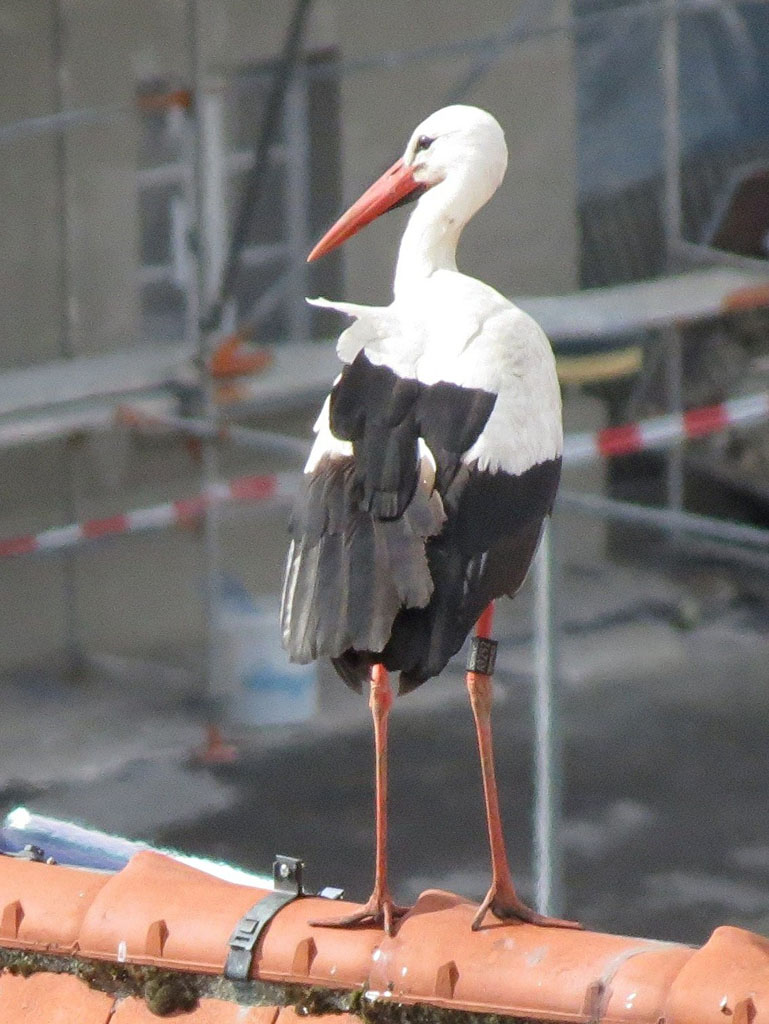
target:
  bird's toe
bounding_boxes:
[472,882,582,931]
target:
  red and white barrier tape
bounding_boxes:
[0,473,298,560]
[562,392,769,465]
[2,392,769,559]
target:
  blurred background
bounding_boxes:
[2,0,769,946]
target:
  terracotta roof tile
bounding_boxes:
[78,850,268,972]
[239,1007,282,1024]
[0,970,114,1024]
[0,857,108,954]
[276,1008,357,1024]
[2,850,769,1023]
[664,925,769,1024]
[258,893,384,987]
[110,996,281,1023]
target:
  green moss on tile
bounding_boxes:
[0,947,540,1022]
[0,950,203,1016]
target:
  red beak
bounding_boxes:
[307,158,424,262]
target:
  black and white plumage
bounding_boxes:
[281,104,563,694]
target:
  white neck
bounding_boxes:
[393,179,471,299]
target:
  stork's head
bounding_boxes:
[307,105,507,262]
[403,105,507,195]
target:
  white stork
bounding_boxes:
[281,105,577,934]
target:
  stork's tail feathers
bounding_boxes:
[280,455,445,691]
[330,650,374,693]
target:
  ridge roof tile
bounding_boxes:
[0,858,109,954]
[2,849,769,1023]
[78,851,268,972]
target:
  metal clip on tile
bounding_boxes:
[224,855,343,981]
[1,844,55,864]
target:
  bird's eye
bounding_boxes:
[415,134,434,153]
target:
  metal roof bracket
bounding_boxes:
[224,855,342,981]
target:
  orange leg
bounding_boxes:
[468,603,581,931]
[311,663,409,935]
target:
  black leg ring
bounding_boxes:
[467,636,498,676]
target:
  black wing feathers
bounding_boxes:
[416,382,497,490]
[282,451,445,690]
[448,458,560,554]
[330,354,423,520]
[281,348,558,693]
[385,458,562,693]
[330,352,496,519]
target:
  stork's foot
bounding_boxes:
[472,880,582,931]
[310,891,410,937]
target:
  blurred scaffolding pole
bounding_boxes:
[532,520,564,918]
[183,0,315,747]
[185,0,223,724]
[661,0,685,525]
[51,0,82,675]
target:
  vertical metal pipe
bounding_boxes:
[661,0,684,523]
[51,0,81,673]
[532,517,564,917]
[199,86,230,309]
[51,0,74,361]
[186,0,221,707]
[664,324,685,520]
[284,71,311,342]
[661,0,682,261]
[60,448,82,674]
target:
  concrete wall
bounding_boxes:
[0,2,63,368]
[336,0,578,304]
[0,1,579,676]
